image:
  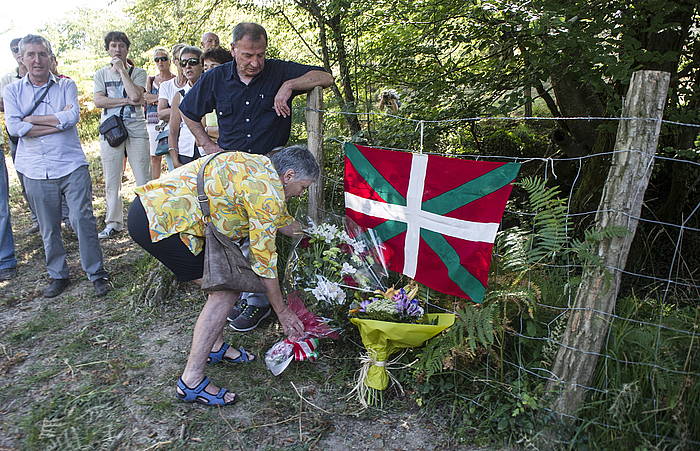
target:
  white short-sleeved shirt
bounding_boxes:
[94,65,148,138]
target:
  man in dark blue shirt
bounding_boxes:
[179,22,333,331]
[179,22,333,156]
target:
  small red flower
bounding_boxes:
[339,243,353,254]
[299,236,311,249]
[342,275,358,287]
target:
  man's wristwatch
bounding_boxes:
[168,147,178,153]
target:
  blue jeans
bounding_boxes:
[0,152,17,270]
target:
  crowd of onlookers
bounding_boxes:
[1,23,337,407]
[0,24,333,335]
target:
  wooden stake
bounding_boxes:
[546,70,671,415]
[305,86,324,223]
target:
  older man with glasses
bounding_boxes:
[3,34,109,297]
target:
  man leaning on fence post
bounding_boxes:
[93,31,151,240]
[2,34,109,297]
[178,21,334,332]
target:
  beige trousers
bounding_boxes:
[99,135,151,230]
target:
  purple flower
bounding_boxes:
[358,299,372,313]
[405,300,424,317]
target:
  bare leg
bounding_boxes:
[179,290,238,402]
[150,155,162,179]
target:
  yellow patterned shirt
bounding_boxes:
[134,152,294,278]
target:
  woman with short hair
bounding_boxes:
[127,145,318,406]
[167,45,205,167]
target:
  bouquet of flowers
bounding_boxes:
[284,217,387,328]
[264,292,339,376]
[348,282,455,407]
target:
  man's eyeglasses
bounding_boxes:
[11,47,19,54]
[180,58,201,68]
[154,56,168,63]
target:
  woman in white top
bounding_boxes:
[144,47,174,179]
[167,46,206,167]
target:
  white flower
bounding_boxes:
[340,262,357,275]
[308,275,346,305]
[306,223,341,243]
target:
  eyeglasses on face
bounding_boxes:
[154,56,169,62]
[180,58,201,68]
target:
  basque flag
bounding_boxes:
[344,143,520,302]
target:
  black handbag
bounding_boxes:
[98,110,128,147]
[98,66,133,148]
[196,152,265,293]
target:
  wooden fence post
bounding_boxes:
[305,86,324,223]
[546,70,671,415]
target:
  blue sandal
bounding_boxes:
[176,376,237,406]
[208,343,255,364]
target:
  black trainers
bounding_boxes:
[226,298,248,322]
[0,267,17,281]
[93,278,110,297]
[229,304,271,332]
[43,278,70,298]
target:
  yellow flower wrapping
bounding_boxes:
[350,313,456,390]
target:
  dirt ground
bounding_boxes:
[0,146,485,450]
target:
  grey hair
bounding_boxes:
[269,145,319,182]
[179,45,202,59]
[171,43,186,60]
[232,22,268,45]
[19,34,53,56]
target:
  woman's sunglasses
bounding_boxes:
[154,56,169,63]
[180,58,201,68]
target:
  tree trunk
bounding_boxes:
[547,70,671,416]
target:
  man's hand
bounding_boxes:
[273,83,293,118]
[277,306,304,340]
[111,57,126,74]
[202,142,225,155]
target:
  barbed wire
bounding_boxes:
[301,106,700,129]
[301,109,699,443]
[507,330,699,376]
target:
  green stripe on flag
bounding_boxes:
[345,143,406,206]
[421,228,486,302]
[363,220,407,244]
[422,162,521,215]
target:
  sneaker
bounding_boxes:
[43,278,70,298]
[229,304,271,332]
[226,298,248,322]
[0,268,17,281]
[98,226,120,239]
[93,278,110,297]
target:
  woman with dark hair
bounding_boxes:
[201,47,233,140]
[127,145,318,406]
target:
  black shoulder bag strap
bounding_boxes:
[23,78,56,118]
[118,66,135,121]
[7,79,55,144]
